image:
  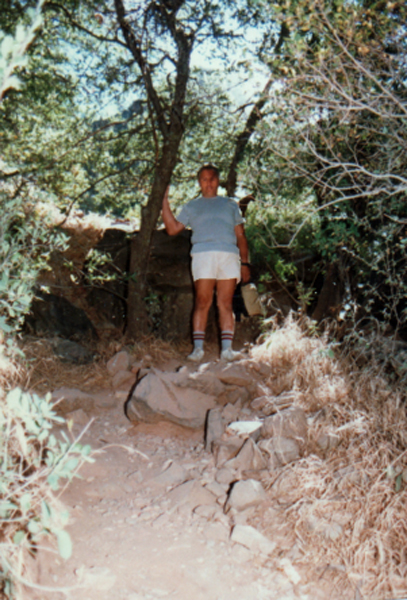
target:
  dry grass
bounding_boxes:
[129,335,188,365]
[19,338,110,394]
[251,315,407,600]
[17,335,188,395]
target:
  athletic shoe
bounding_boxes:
[220,348,244,362]
[187,347,204,362]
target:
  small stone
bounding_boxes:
[221,403,240,424]
[187,369,226,396]
[225,479,266,512]
[250,362,271,377]
[65,408,90,426]
[53,339,94,365]
[167,480,216,510]
[215,467,236,486]
[203,522,229,542]
[212,437,245,467]
[52,387,95,415]
[272,437,301,465]
[112,369,137,390]
[215,364,253,387]
[151,461,187,487]
[217,386,250,407]
[226,421,262,440]
[193,505,219,519]
[230,524,276,555]
[77,566,116,590]
[205,481,227,497]
[224,438,267,472]
[316,431,340,452]
[205,408,224,451]
[261,406,308,445]
[107,350,131,376]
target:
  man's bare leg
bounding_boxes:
[216,279,237,331]
[188,279,216,361]
[216,278,242,361]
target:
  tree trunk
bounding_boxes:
[126,140,182,339]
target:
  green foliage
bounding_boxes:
[0,386,93,598]
[0,0,44,100]
[243,0,407,327]
[0,190,68,334]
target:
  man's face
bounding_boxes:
[198,168,219,198]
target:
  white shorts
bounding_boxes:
[191,251,241,283]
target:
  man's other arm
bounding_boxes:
[162,186,185,236]
[235,224,251,284]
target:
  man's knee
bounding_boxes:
[195,294,213,312]
[216,296,233,313]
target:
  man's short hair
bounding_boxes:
[197,164,219,180]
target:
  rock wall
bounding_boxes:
[26,226,221,342]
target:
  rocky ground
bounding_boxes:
[25,341,360,600]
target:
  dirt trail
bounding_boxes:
[29,354,325,600]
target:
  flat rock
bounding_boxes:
[215,364,253,387]
[126,371,216,428]
[226,420,262,440]
[225,479,266,512]
[231,524,276,555]
[52,387,95,415]
[107,350,131,376]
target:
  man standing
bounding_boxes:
[161,164,251,362]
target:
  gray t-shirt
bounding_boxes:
[177,196,244,255]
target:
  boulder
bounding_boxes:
[126,371,215,428]
[107,350,131,376]
[225,479,267,512]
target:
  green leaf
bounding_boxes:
[395,474,403,492]
[56,529,72,560]
[13,531,25,545]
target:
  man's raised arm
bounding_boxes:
[161,186,185,236]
